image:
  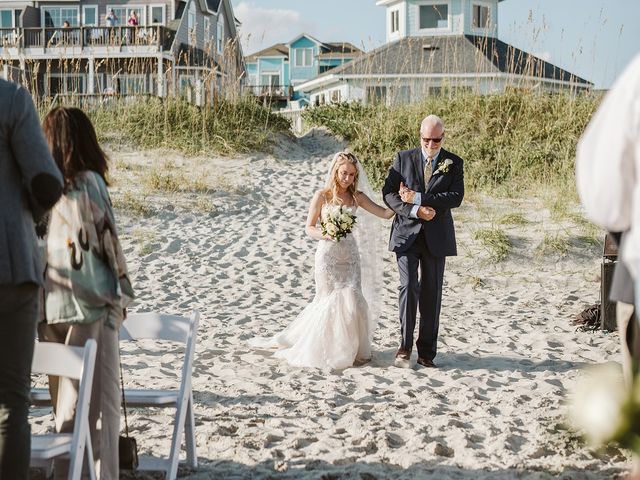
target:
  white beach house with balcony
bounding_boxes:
[0,0,245,101]
[295,0,592,106]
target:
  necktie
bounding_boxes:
[424,155,433,185]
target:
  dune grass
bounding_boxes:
[303,91,602,194]
[473,226,511,262]
[37,95,291,157]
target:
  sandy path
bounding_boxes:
[32,130,627,479]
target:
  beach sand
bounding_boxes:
[31,129,628,479]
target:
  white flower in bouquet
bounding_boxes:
[568,363,629,447]
[320,205,357,242]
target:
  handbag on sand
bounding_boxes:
[119,351,139,470]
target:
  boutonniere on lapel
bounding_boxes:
[433,158,453,175]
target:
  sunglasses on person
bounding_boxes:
[421,136,443,144]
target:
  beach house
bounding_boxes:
[244,33,362,108]
[0,0,245,101]
[295,0,592,105]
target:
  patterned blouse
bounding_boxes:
[45,170,134,328]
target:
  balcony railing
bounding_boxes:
[248,84,291,98]
[0,26,175,51]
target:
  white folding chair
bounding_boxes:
[120,310,200,480]
[30,339,97,480]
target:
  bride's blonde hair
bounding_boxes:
[324,151,360,205]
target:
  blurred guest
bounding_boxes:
[127,10,138,26]
[576,53,640,475]
[105,9,117,27]
[40,107,134,480]
[0,79,63,479]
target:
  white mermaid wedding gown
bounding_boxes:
[251,207,374,369]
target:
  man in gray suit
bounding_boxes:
[0,79,63,479]
[383,115,464,368]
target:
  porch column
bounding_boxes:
[157,55,164,98]
[19,58,26,86]
[2,64,8,80]
[195,70,202,106]
[88,57,95,94]
[171,62,176,98]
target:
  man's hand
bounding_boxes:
[399,182,416,203]
[417,206,436,221]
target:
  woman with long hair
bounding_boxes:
[40,107,134,479]
[251,151,393,369]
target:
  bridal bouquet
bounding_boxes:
[568,364,640,455]
[320,205,357,242]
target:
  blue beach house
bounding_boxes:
[245,33,362,108]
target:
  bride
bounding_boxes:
[251,151,394,369]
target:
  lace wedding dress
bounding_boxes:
[251,206,374,369]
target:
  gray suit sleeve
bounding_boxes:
[9,86,63,218]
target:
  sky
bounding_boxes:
[229,0,640,89]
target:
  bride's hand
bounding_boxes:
[399,182,416,203]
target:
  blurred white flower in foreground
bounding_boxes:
[568,363,627,446]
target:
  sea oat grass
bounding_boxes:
[142,168,184,193]
[498,213,530,226]
[38,95,290,157]
[112,191,154,217]
[473,226,510,262]
[537,234,570,257]
[303,91,602,193]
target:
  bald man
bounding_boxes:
[382,115,464,368]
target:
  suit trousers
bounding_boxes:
[0,283,39,480]
[396,232,446,360]
[39,307,122,480]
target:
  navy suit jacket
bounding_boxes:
[382,147,464,256]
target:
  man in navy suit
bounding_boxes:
[382,115,464,368]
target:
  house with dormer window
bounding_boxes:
[296,0,592,105]
[0,0,245,102]
[244,33,362,108]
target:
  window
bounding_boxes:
[331,89,341,103]
[0,10,13,28]
[366,86,387,104]
[108,6,144,26]
[472,4,489,29]
[83,6,97,26]
[419,4,448,29]
[395,85,411,104]
[261,73,279,85]
[48,74,85,95]
[150,5,165,25]
[120,75,147,94]
[294,48,313,67]
[216,17,224,53]
[43,7,79,27]
[390,10,399,33]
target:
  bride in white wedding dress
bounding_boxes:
[251,152,394,369]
